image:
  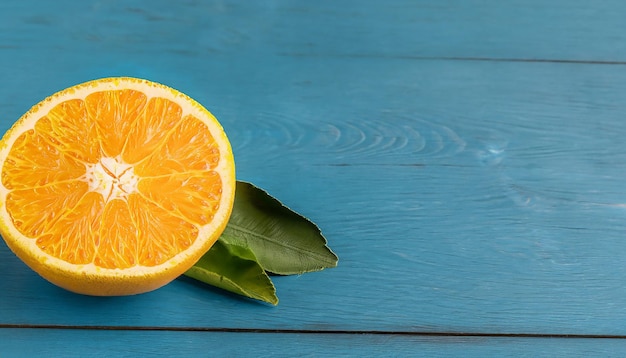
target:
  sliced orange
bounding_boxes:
[0,77,236,296]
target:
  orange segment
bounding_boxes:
[6,181,89,238]
[138,171,222,226]
[134,114,220,177]
[95,199,138,269]
[122,97,182,164]
[36,99,101,163]
[0,77,236,296]
[1,129,85,190]
[129,195,198,266]
[36,192,104,265]
[85,89,147,157]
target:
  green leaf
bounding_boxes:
[184,239,278,305]
[220,181,338,275]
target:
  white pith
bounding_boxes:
[85,157,138,202]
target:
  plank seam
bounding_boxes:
[2,324,626,339]
[279,53,626,66]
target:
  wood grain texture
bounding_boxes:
[2,0,626,352]
[5,0,626,64]
[4,52,626,335]
[4,329,626,357]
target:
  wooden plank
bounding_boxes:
[3,328,626,357]
[2,0,626,66]
[3,58,626,336]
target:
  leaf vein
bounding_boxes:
[224,223,336,265]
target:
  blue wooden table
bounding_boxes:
[3,1,626,356]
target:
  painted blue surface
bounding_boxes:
[2,0,626,355]
[7,329,626,358]
[5,329,626,357]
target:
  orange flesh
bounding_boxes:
[1,90,222,268]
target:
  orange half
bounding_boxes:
[0,77,236,295]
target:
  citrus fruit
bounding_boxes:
[0,77,236,296]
